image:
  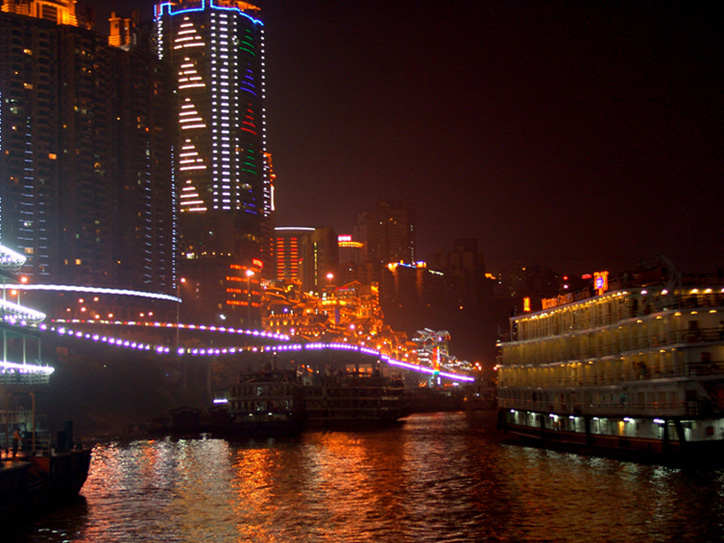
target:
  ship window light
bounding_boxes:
[653,419,666,424]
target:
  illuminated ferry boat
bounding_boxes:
[303,369,407,427]
[497,268,724,459]
[213,367,305,437]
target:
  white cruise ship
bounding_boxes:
[497,268,724,458]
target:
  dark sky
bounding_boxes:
[89,1,724,276]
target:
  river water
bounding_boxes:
[9,411,724,543]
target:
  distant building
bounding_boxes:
[427,239,490,313]
[274,227,314,282]
[0,2,174,295]
[154,0,272,324]
[337,234,364,284]
[356,200,415,266]
[500,262,561,312]
[298,227,339,294]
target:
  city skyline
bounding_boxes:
[56,1,724,276]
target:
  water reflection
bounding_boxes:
[12,411,724,542]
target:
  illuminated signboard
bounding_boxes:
[594,271,609,296]
[523,297,531,312]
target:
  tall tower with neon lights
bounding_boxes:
[155,0,272,324]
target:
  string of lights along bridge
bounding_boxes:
[2,276,476,384]
[41,318,474,383]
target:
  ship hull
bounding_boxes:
[0,448,91,526]
[498,409,724,462]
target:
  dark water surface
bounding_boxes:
[10,411,724,542]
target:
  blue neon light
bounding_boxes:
[156,0,263,26]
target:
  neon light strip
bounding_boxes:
[41,322,474,381]
[385,358,475,382]
[0,285,181,302]
[275,227,315,232]
[0,243,26,266]
[156,0,263,26]
[271,342,474,382]
[0,360,54,375]
[1,298,46,323]
[52,319,290,341]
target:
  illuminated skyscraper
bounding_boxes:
[155,0,272,323]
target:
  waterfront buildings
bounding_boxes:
[154,0,272,325]
[0,0,175,296]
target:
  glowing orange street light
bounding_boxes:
[246,269,255,326]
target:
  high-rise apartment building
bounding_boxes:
[337,234,364,284]
[274,227,314,283]
[1,0,77,25]
[155,0,272,324]
[275,226,339,294]
[299,226,339,294]
[356,200,415,267]
[0,1,174,295]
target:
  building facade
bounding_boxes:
[154,0,272,324]
[274,226,314,283]
[0,1,175,296]
[356,200,415,267]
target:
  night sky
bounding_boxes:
[89,1,723,276]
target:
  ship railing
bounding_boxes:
[0,371,51,386]
[508,364,723,389]
[499,398,687,417]
[504,327,723,367]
